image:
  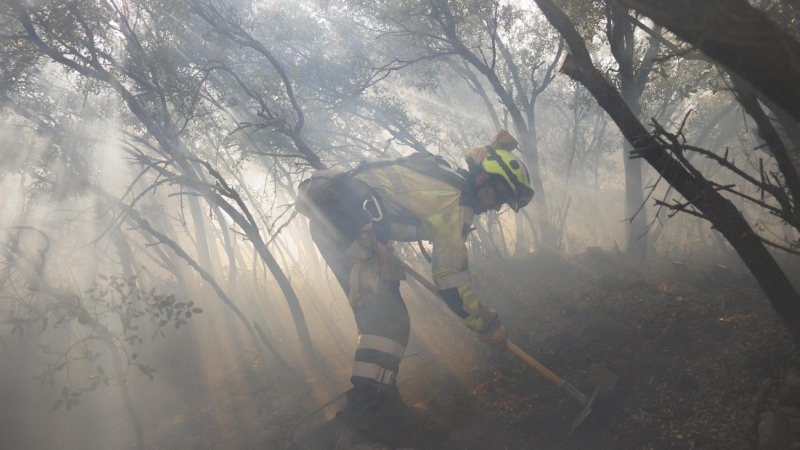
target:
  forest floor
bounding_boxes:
[276,248,800,450]
[137,248,800,450]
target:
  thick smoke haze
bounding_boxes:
[1,0,799,449]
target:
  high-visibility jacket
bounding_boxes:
[352,158,486,331]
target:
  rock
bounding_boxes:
[780,386,800,408]
[759,411,791,450]
[587,364,618,388]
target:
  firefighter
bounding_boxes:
[297,129,533,450]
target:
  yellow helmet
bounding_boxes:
[480,146,534,211]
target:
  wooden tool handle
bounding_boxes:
[396,255,570,386]
[390,253,593,409]
[507,340,588,407]
[506,340,565,387]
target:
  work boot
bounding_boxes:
[334,408,391,450]
[375,386,447,446]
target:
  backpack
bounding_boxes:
[349,152,471,195]
[295,169,348,218]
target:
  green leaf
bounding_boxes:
[185,311,192,319]
[98,274,107,280]
[131,353,138,360]
[97,365,104,375]
[191,308,204,314]
[70,391,82,397]
[52,400,63,410]
[60,386,69,398]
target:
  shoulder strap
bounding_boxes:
[350,153,471,194]
[396,158,470,193]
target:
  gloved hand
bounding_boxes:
[477,306,507,349]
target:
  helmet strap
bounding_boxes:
[466,158,490,191]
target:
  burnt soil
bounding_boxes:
[268,249,799,450]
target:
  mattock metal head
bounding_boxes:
[569,385,602,436]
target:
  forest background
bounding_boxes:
[2,0,800,449]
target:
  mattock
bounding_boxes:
[391,251,611,434]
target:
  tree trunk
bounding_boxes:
[623,139,648,266]
[617,0,800,123]
[102,327,145,450]
[517,130,554,246]
[533,0,800,348]
[606,3,660,269]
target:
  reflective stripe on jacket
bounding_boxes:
[353,163,484,331]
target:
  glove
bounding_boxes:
[477,306,507,349]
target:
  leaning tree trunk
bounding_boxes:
[533,0,800,348]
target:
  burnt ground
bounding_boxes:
[6,250,798,450]
[135,249,800,450]
[273,249,800,450]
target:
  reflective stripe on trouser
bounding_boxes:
[310,201,411,411]
[352,361,396,385]
[358,334,406,359]
[349,288,410,391]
